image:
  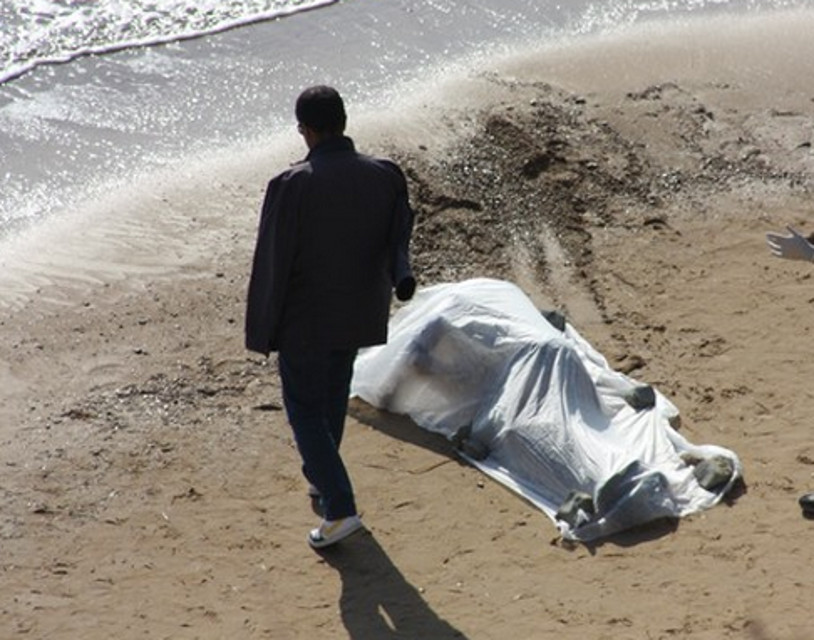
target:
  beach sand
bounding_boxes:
[2,10,814,639]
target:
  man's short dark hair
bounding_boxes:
[295,85,346,134]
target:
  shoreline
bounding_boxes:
[3,12,814,638]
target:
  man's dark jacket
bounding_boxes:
[245,136,415,356]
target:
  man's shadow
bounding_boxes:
[317,532,467,639]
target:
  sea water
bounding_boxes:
[0,0,812,253]
[0,0,338,85]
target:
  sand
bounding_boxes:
[2,10,814,639]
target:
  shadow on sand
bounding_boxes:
[348,397,460,460]
[318,531,468,639]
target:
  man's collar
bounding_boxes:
[306,135,354,160]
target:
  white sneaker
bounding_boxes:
[308,515,364,549]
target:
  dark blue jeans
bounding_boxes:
[278,347,358,521]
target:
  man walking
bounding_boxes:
[245,86,415,548]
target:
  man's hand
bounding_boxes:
[766,226,814,262]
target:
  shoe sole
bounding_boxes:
[308,519,364,549]
[800,492,814,515]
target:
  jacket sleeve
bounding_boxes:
[244,171,301,355]
[384,161,416,301]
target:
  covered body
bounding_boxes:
[352,279,741,541]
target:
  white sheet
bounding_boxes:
[352,278,742,541]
